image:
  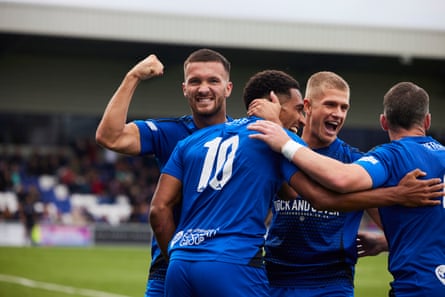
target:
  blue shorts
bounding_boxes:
[144,279,165,297]
[269,284,353,297]
[166,259,270,297]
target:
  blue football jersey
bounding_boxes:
[265,138,365,288]
[355,136,445,297]
[134,115,232,281]
[162,117,304,265]
[134,115,198,168]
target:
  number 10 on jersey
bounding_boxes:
[197,136,239,192]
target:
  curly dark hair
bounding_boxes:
[242,70,300,109]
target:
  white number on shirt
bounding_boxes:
[197,136,239,192]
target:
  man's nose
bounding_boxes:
[197,83,211,93]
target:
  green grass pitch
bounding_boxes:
[0,246,392,297]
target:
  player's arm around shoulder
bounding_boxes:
[248,119,372,193]
[288,170,374,211]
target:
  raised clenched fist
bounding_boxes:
[130,54,164,80]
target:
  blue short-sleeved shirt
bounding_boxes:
[162,117,305,264]
[355,136,445,297]
[265,138,364,291]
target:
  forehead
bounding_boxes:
[184,61,229,80]
[316,88,349,104]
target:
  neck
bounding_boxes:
[301,129,333,150]
[193,113,227,129]
[388,126,426,141]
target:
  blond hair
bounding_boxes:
[305,71,349,101]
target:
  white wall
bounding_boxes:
[1,0,445,59]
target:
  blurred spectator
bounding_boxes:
[0,138,160,226]
[17,185,41,245]
[0,160,12,191]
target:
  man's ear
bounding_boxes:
[303,98,311,115]
[424,113,431,131]
[225,81,233,98]
[182,82,187,97]
[269,91,280,103]
[380,114,389,131]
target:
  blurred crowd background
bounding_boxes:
[0,137,160,230]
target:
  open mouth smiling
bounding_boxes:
[196,97,213,102]
[325,121,339,132]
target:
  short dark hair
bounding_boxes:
[242,70,300,109]
[184,48,231,76]
[383,82,429,130]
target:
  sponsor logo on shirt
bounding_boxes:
[170,228,219,248]
[273,199,339,219]
[435,265,445,285]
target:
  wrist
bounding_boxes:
[281,140,303,161]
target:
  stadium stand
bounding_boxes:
[0,139,160,227]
